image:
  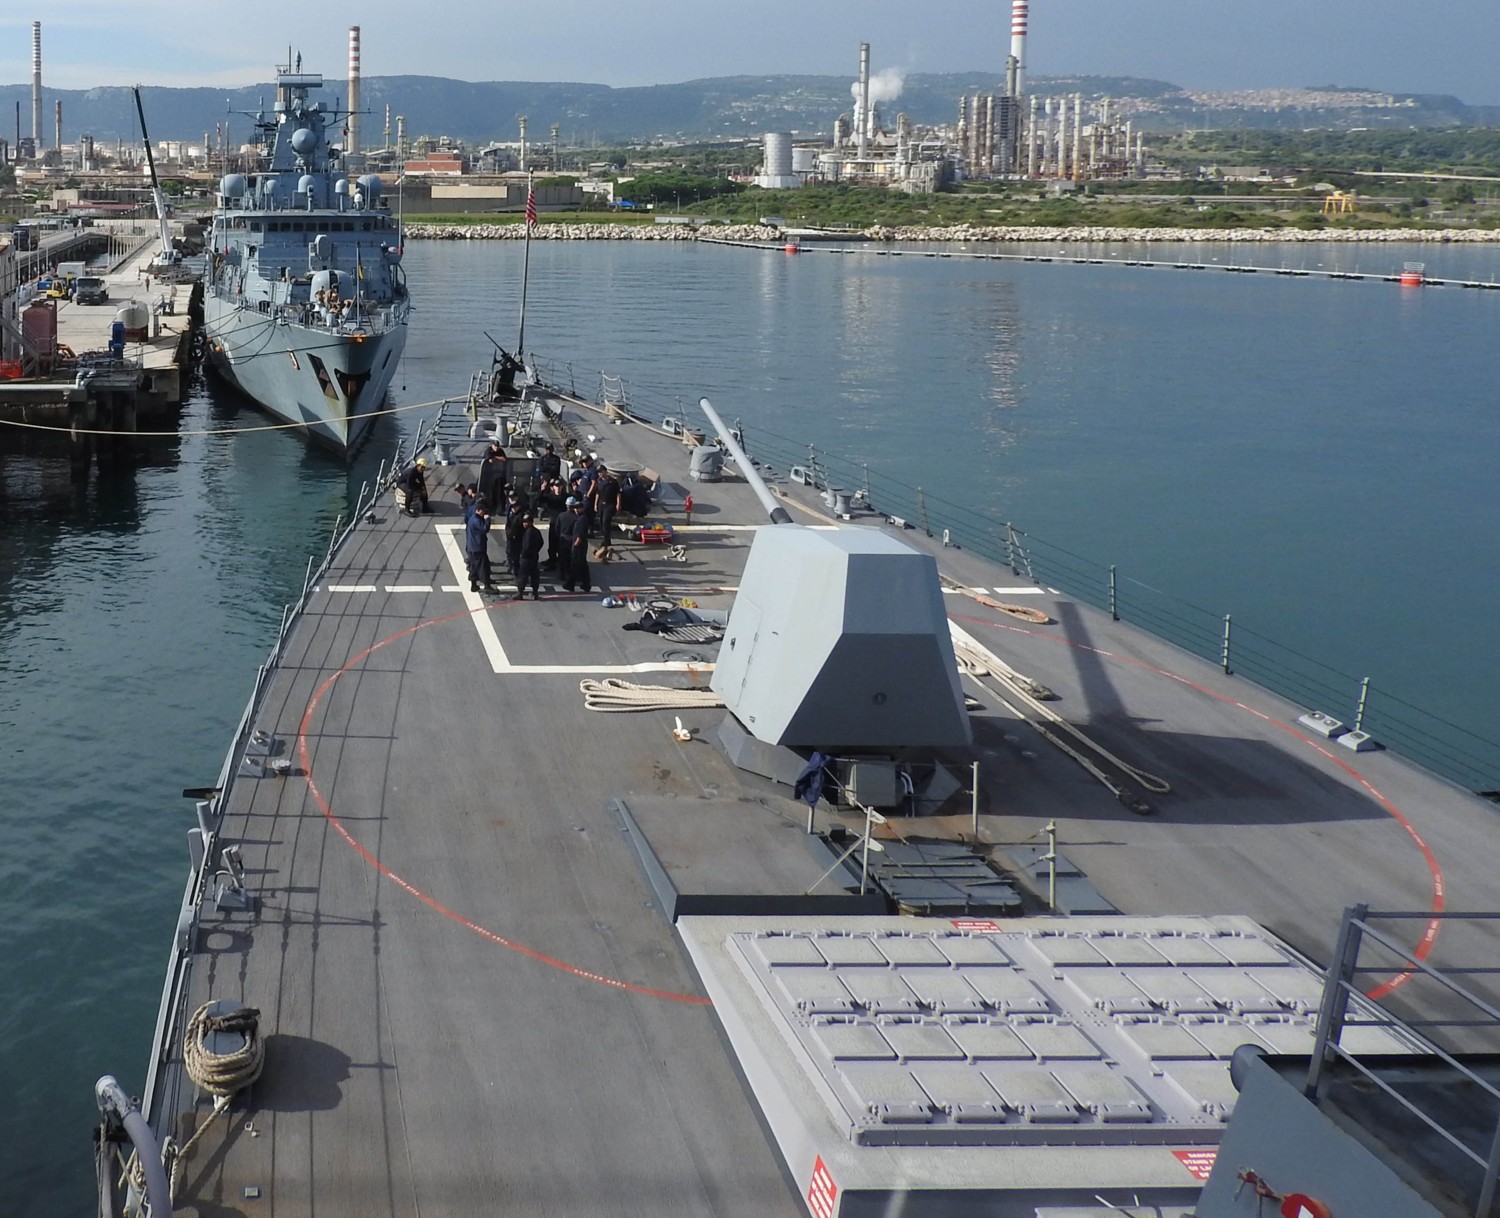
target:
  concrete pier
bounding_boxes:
[0,238,199,474]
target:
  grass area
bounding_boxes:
[406,191,1499,233]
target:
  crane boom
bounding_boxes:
[132,86,177,270]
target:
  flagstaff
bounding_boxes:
[517,171,535,356]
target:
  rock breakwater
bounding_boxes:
[405,221,1500,244]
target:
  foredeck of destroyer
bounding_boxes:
[152,388,1500,1214]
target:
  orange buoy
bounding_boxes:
[784,242,801,255]
[1399,261,1425,287]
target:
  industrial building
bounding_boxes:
[757,3,1148,194]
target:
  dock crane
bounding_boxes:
[132,85,181,274]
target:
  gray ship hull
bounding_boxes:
[203,292,406,454]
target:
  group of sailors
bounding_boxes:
[443,441,633,598]
[313,287,359,327]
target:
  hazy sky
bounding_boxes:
[5,0,1498,104]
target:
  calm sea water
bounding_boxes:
[2,236,1496,1214]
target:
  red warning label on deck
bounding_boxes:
[806,1155,838,1218]
[950,918,1003,933]
[1172,1149,1218,1181]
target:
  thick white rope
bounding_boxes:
[580,677,724,713]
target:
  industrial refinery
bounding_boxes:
[758,2,1147,193]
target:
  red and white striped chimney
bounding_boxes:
[347,26,361,157]
[1010,0,1028,97]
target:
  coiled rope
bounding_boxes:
[953,634,1171,807]
[121,1002,265,1210]
[183,1003,265,1097]
[580,678,725,713]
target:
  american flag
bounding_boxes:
[525,182,537,228]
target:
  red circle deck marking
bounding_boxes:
[296,601,712,1006]
[953,612,1446,997]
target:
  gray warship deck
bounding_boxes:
[158,390,1500,1216]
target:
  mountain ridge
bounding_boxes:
[4,73,1495,148]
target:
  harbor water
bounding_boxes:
[2,237,1496,1214]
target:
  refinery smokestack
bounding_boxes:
[31,21,43,151]
[347,26,361,157]
[857,42,870,160]
[54,100,61,154]
[1010,0,1028,98]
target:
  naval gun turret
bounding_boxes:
[700,400,970,805]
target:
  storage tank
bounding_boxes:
[762,132,793,179]
[116,301,149,342]
[22,299,56,357]
[791,146,817,174]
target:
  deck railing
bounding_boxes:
[1307,906,1500,1218]
[137,404,452,1130]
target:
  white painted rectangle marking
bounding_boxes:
[437,525,512,672]
[385,585,434,592]
[326,584,378,592]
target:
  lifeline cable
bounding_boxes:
[0,393,452,438]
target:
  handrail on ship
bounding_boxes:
[521,352,1500,797]
[133,405,452,1142]
[1306,906,1500,1218]
[207,283,404,336]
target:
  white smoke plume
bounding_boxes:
[850,67,906,106]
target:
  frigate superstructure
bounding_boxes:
[203,58,409,454]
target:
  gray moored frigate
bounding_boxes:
[203,57,409,455]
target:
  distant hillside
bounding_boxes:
[1,74,1495,148]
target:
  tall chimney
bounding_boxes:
[31,21,43,151]
[1010,1,1028,98]
[384,104,391,150]
[856,42,870,161]
[518,115,528,171]
[1072,92,1083,181]
[347,26,361,157]
[1027,95,1039,176]
[54,99,61,154]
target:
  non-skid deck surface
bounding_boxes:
[166,396,1500,1215]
